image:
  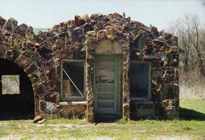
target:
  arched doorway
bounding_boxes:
[0,59,34,120]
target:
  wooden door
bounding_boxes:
[94,55,121,120]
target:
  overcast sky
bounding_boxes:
[0,0,204,30]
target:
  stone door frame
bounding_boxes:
[85,38,130,122]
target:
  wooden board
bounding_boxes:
[94,55,121,120]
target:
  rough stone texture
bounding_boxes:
[0,17,42,117]
[0,13,179,122]
[59,102,86,119]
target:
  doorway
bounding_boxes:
[0,59,34,120]
[94,55,122,121]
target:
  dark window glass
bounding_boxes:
[129,63,151,98]
[61,60,84,101]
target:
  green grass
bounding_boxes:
[0,99,205,140]
[180,99,205,120]
[181,99,205,113]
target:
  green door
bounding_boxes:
[94,55,121,120]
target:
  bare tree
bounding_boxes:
[171,15,205,76]
[191,17,205,76]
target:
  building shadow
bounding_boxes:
[179,107,205,121]
[95,116,121,123]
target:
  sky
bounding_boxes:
[0,0,204,30]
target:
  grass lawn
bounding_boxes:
[0,99,205,140]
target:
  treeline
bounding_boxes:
[170,15,205,83]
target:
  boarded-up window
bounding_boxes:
[61,60,85,101]
[129,62,151,99]
[1,75,20,95]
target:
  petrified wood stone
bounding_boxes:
[0,13,179,122]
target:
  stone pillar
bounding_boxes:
[122,41,130,120]
[85,43,94,122]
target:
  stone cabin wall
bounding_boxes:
[0,13,179,122]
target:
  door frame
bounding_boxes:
[93,54,122,119]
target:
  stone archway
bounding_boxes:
[0,58,34,119]
[85,30,130,122]
[0,31,59,120]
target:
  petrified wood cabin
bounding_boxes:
[0,13,179,122]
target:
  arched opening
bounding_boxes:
[0,59,34,120]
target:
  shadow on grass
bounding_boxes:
[0,113,33,121]
[95,117,121,124]
[180,107,205,121]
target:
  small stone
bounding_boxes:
[33,115,44,123]
[37,118,46,124]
